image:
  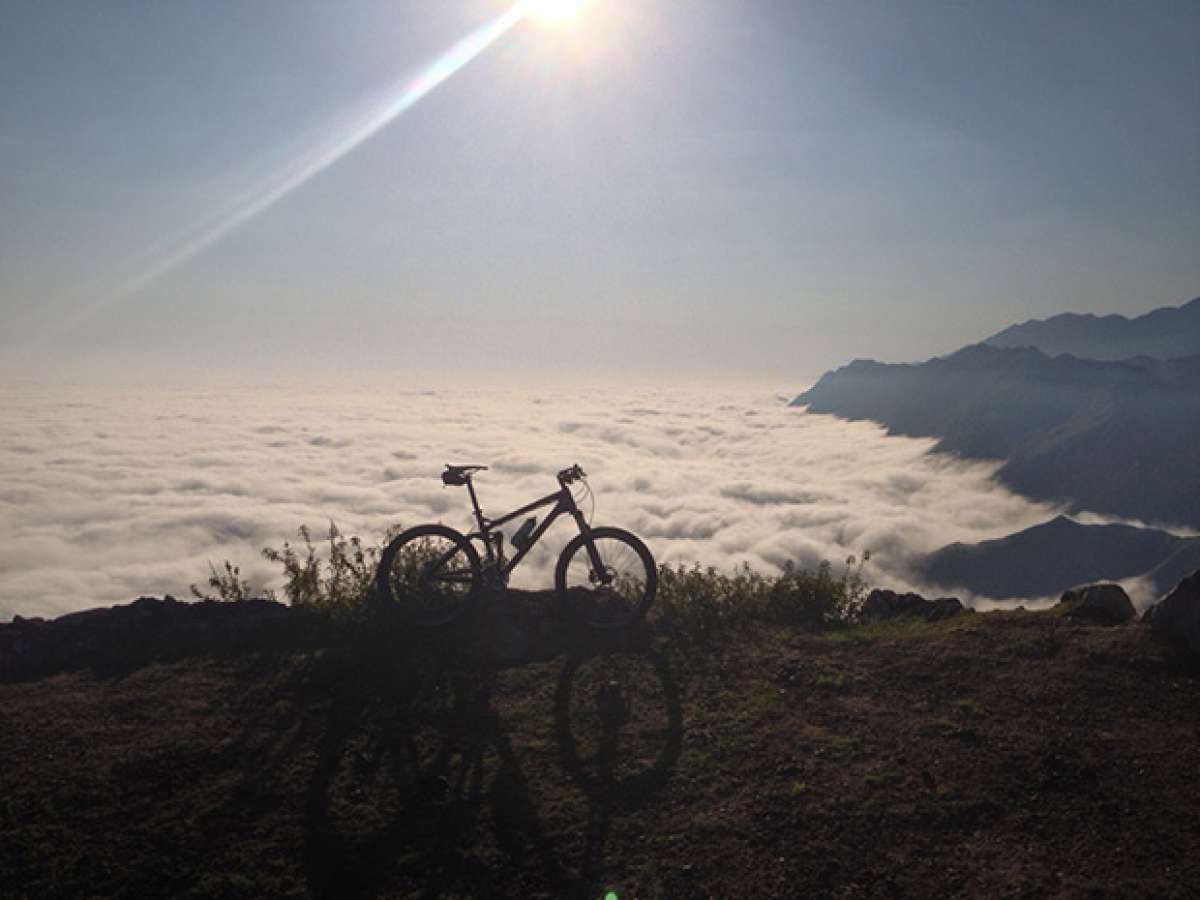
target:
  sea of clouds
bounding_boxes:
[0,377,1069,621]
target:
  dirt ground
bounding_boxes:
[2,597,1198,898]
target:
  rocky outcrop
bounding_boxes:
[0,595,316,682]
[862,589,963,622]
[1,590,590,681]
[1143,570,1200,656]
[1056,583,1135,625]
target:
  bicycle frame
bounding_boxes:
[463,478,591,579]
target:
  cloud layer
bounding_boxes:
[0,378,1066,620]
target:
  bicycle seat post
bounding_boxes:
[466,476,487,534]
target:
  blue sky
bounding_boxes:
[2,0,1197,378]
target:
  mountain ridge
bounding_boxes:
[922,515,1200,600]
[794,345,1200,529]
[984,295,1200,360]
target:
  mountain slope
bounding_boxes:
[793,346,1200,529]
[1146,541,1200,599]
[985,296,1200,360]
[923,515,1200,599]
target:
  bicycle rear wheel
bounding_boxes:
[555,527,656,630]
[375,524,481,626]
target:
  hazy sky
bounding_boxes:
[2,0,1197,379]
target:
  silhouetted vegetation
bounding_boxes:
[651,555,869,643]
[261,523,382,619]
[193,525,869,637]
[193,523,389,621]
[192,559,256,604]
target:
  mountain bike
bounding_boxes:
[374,463,656,630]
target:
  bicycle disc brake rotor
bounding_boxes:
[589,565,616,586]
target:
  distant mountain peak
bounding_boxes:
[984,295,1200,361]
[1041,514,1082,530]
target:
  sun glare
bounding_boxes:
[528,0,588,26]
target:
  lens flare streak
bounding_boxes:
[49,3,530,341]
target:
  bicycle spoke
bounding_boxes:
[428,571,476,584]
[379,527,480,625]
[560,530,654,628]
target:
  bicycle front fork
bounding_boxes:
[575,518,611,585]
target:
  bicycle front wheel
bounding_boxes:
[375,524,481,626]
[555,527,656,630]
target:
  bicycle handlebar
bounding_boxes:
[557,464,586,484]
[445,462,583,487]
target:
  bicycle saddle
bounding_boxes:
[442,463,488,486]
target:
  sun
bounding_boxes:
[527,0,588,26]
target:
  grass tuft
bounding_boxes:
[194,527,870,638]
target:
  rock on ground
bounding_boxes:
[862,589,963,622]
[1056,583,1136,625]
[1143,569,1200,656]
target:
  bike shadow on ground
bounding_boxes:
[302,588,683,899]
